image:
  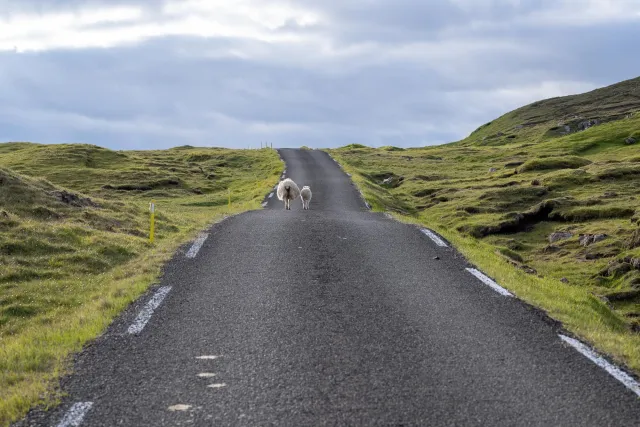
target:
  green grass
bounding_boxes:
[464,76,640,146]
[327,105,640,378]
[0,143,282,425]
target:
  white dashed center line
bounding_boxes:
[559,334,640,397]
[196,355,222,360]
[207,383,227,388]
[168,404,192,412]
[197,373,217,378]
[185,233,209,259]
[57,402,93,427]
[127,286,172,334]
[465,268,513,297]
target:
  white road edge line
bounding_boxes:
[420,228,448,247]
[261,202,268,208]
[358,190,371,210]
[268,192,274,198]
[127,286,172,334]
[559,334,640,397]
[465,268,513,297]
[185,234,209,259]
[558,334,640,396]
[57,402,93,427]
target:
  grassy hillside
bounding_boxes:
[465,76,640,147]
[328,85,640,377]
[0,143,282,425]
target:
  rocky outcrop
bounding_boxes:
[577,119,600,131]
[579,233,607,246]
[549,231,573,243]
[52,190,98,208]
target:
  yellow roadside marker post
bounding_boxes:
[149,200,155,243]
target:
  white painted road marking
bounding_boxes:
[261,202,268,208]
[268,192,274,198]
[559,335,640,397]
[420,228,448,247]
[207,383,227,388]
[197,373,217,378]
[168,404,192,412]
[127,286,172,334]
[358,190,371,209]
[57,402,93,427]
[185,233,209,258]
[196,355,221,360]
[465,268,513,297]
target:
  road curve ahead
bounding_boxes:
[19,149,640,426]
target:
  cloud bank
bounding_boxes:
[0,0,639,149]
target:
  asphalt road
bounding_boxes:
[18,149,640,426]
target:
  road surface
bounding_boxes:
[18,149,640,426]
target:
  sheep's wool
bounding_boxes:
[277,178,300,201]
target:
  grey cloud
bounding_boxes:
[0,0,638,149]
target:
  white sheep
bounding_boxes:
[276,178,300,210]
[300,186,312,210]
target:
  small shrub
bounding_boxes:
[518,156,592,173]
[552,206,635,222]
[413,188,439,197]
[497,247,525,263]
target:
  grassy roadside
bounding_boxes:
[326,113,640,378]
[0,143,282,425]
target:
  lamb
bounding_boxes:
[276,178,300,210]
[300,186,312,210]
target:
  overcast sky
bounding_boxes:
[0,0,639,150]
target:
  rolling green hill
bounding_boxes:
[464,76,640,147]
[328,77,640,380]
[0,143,282,425]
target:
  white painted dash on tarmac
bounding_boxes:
[196,355,221,360]
[420,228,448,247]
[168,404,192,412]
[207,383,227,388]
[559,334,640,397]
[268,192,274,198]
[197,373,217,378]
[57,402,93,427]
[465,268,513,297]
[261,202,268,208]
[127,286,172,334]
[185,233,209,258]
